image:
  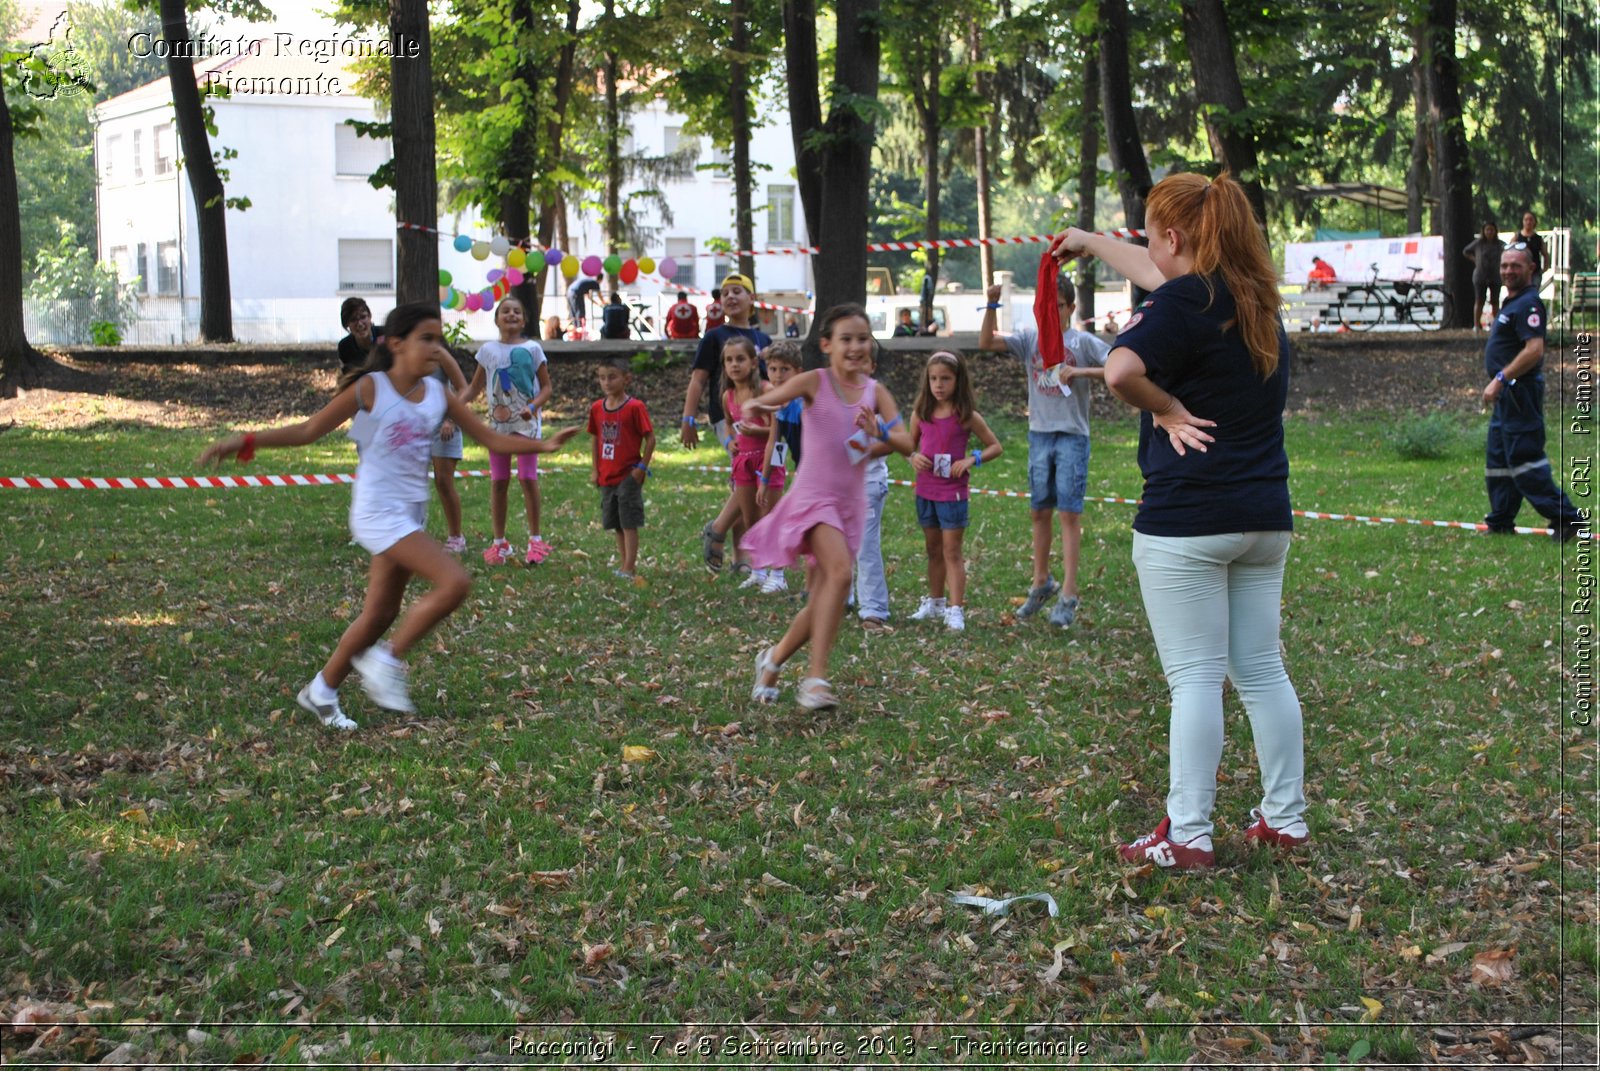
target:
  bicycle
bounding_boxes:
[1338,263,1451,331]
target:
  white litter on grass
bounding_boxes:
[949,891,1059,918]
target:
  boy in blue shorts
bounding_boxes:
[978,276,1109,627]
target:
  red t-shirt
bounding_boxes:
[666,300,700,339]
[587,396,654,486]
[1308,261,1337,283]
[704,301,725,331]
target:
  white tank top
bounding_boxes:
[350,372,447,508]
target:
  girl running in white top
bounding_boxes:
[199,304,580,729]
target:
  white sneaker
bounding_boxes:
[944,604,966,631]
[350,646,416,713]
[297,683,357,731]
[910,596,947,621]
[759,571,789,594]
[738,568,765,590]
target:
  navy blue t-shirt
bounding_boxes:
[1114,273,1292,537]
[692,324,771,424]
[1484,286,1546,378]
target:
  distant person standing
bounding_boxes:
[704,288,726,332]
[567,275,601,330]
[1462,223,1506,330]
[784,313,801,338]
[666,291,701,339]
[1516,211,1548,276]
[893,308,917,337]
[337,298,375,376]
[1481,245,1583,541]
[543,315,565,341]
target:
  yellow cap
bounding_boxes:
[719,272,755,293]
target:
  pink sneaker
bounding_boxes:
[525,538,551,566]
[483,539,514,565]
[444,535,467,554]
[1243,808,1310,850]
[1117,816,1215,870]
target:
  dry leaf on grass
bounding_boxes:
[622,745,657,763]
[1471,948,1516,986]
[582,941,613,968]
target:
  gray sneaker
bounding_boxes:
[1048,595,1080,629]
[1018,576,1060,618]
[297,683,358,731]
[351,646,416,713]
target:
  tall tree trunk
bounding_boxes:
[1098,0,1152,301]
[159,0,232,341]
[784,0,879,364]
[534,0,583,316]
[1405,17,1431,234]
[1426,0,1473,327]
[603,0,621,293]
[917,47,942,331]
[783,0,823,254]
[731,0,755,282]
[503,0,538,315]
[1179,0,1268,232]
[969,21,994,288]
[1075,33,1100,323]
[391,0,438,306]
[0,86,43,395]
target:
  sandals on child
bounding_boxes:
[702,522,726,572]
[751,646,783,704]
[797,677,838,712]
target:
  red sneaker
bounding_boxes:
[1118,816,1215,870]
[1243,808,1310,850]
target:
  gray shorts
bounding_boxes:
[600,478,645,531]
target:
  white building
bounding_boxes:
[94,36,810,344]
[95,45,396,343]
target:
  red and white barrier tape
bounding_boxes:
[0,468,1568,538]
[398,221,1146,261]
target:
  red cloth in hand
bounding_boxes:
[1035,251,1067,368]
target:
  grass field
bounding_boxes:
[1,397,1595,1066]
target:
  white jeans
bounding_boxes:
[1132,531,1306,843]
[853,474,890,619]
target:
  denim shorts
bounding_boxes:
[1028,430,1090,512]
[915,494,969,530]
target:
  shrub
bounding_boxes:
[89,320,122,346]
[1392,411,1459,460]
[25,222,137,344]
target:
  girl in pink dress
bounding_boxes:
[740,305,915,710]
[717,337,781,589]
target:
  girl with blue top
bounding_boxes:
[1051,172,1308,871]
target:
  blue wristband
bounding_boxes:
[634,463,651,476]
[681,416,697,425]
[980,303,1002,310]
[972,449,983,469]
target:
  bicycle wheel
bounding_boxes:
[1339,287,1382,331]
[1412,286,1447,330]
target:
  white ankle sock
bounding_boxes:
[310,673,337,704]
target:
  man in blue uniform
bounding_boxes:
[1480,246,1585,541]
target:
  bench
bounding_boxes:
[1569,274,1600,329]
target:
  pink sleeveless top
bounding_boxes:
[913,412,971,502]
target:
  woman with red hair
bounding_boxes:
[1051,173,1308,871]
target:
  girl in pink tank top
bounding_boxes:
[716,336,783,589]
[907,352,1002,632]
[739,305,914,711]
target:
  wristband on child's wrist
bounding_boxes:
[971,449,983,469]
[980,302,1002,310]
[876,414,902,441]
[237,433,257,463]
[681,415,697,426]
[634,462,651,476]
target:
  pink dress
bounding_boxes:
[741,370,878,565]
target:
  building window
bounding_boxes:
[334,121,389,177]
[108,245,128,282]
[153,123,175,175]
[710,143,731,178]
[156,241,179,295]
[338,239,394,291]
[712,253,733,284]
[665,237,695,286]
[664,126,698,159]
[132,128,143,179]
[103,134,121,181]
[135,243,148,292]
[767,185,795,244]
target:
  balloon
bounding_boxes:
[602,254,622,276]
[506,267,525,286]
[453,234,472,253]
[493,280,509,299]
[619,259,639,284]
[658,257,677,280]
[506,247,526,269]
[545,247,565,268]
[638,256,656,275]
[471,241,491,261]
[561,254,580,279]
[581,255,603,277]
[487,268,504,283]
[480,292,495,313]
[439,269,453,286]
[464,292,481,312]
[490,235,511,257]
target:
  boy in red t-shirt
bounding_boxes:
[666,291,701,339]
[587,359,656,579]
